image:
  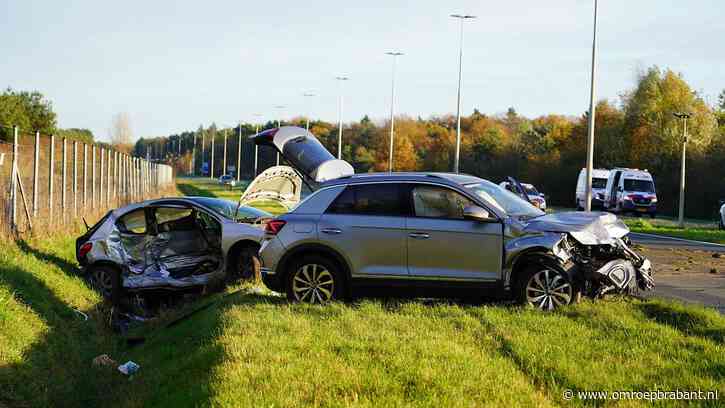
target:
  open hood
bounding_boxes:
[523,211,630,245]
[250,126,354,183]
[239,165,302,210]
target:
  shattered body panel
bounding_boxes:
[523,211,629,245]
[240,165,302,210]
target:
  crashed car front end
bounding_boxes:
[505,211,654,300]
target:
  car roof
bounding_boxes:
[320,172,485,187]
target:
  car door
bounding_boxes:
[317,183,409,277]
[405,183,502,281]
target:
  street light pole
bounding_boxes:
[253,113,262,176]
[450,14,476,173]
[336,76,349,160]
[303,92,316,131]
[386,51,403,172]
[584,0,599,212]
[237,122,242,182]
[674,112,691,228]
[274,105,286,165]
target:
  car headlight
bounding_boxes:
[650,197,657,203]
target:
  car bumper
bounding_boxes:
[621,201,657,213]
[261,267,284,292]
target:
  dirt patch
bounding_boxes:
[636,246,725,277]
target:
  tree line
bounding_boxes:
[144,66,725,219]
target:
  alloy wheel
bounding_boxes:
[525,269,572,310]
[291,263,335,303]
[92,269,114,298]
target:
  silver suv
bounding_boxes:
[254,127,654,309]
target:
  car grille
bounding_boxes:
[633,197,651,205]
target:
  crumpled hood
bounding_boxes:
[523,211,630,245]
[239,165,302,210]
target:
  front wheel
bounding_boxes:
[286,255,344,303]
[517,265,579,311]
[229,246,261,282]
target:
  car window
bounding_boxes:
[623,179,655,193]
[592,178,608,189]
[155,208,195,232]
[118,209,147,234]
[411,185,472,219]
[327,183,402,216]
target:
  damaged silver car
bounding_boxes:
[76,197,271,301]
[252,126,654,309]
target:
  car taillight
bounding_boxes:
[265,220,286,235]
[79,242,92,258]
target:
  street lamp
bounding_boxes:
[253,113,263,176]
[584,0,599,212]
[274,105,286,165]
[336,76,349,160]
[674,112,691,228]
[303,92,316,131]
[386,51,403,172]
[450,13,476,173]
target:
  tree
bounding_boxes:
[111,112,134,153]
[0,88,56,140]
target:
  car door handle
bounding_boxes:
[321,228,342,234]
[408,232,430,239]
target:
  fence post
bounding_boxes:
[114,151,118,202]
[91,145,96,209]
[49,134,55,222]
[100,147,104,209]
[106,148,111,206]
[73,141,78,217]
[32,130,39,217]
[62,138,67,221]
[83,144,87,208]
[10,126,18,232]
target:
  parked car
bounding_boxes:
[718,201,725,230]
[76,197,271,301]
[499,181,546,210]
[219,174,236,187]
[602,168,657,217]
[251,127,654,310]
[575,168,610,210]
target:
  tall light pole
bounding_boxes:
[253,113,262,176]
[237,122,242,182]
[336,76,349,160]
[386,51,403,172]
[303,92,316,131]
[274,105,286,165]
[674,112,691,228]
[584,0,599,212]
[223,128,228,176]
[450,13,476,173]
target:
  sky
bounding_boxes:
[2,0,724,142]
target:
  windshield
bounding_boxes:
[623,179,655,193]
[465,180,544,218]
[190,197,271,222]
[592,178,608,189]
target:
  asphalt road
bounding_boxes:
[629,232,725,313]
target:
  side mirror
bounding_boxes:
[617,186,623,192]
[463,205,492,222]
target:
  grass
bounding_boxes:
[176,176,287,215]
[625,219,725,244]
[1,177,724,407]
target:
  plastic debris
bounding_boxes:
[118,361,140,375]
[92,354,117,367]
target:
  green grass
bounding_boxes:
[625,219,725,244]
[2,178,724,407]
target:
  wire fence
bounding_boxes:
[0,126,175,236]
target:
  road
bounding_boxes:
[629,232,725,313]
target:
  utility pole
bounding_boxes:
[450,13,476,173]
[253,114,262,176]
[584,0,599,212]
[303,92,316,131]
[237,123,242,182]
[223,129,228,176]
[386,51,403,171]
[274,105,286,165]
[674,112,691,228]
[210,131,215,179]
[191,132,196,175]
[336,76,349,160]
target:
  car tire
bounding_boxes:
[229,246,261,282]
[286,255,345,303]
[89,265,122,304]
[516,263,579,311]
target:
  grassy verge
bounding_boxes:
[176,176,287,215]
[1,234,724,407]
[625,219,725,244]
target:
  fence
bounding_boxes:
[1,126,175,236]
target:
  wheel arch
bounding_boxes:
[276,243,352,295]
[508,249,572,289]
[226,239,261,273]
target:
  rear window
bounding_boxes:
[623,179,655,193]
[592,178,608,189]
[117,209,147,234]
[327,184,403,216]
[282,136,335,177]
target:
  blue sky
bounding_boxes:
[2,0,723,142]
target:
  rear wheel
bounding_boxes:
[230,246,261,282]
[517,265,579,311]
[89,265,122,304]
[286,255,344,303]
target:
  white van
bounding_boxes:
[602,168,657,217]
[575,169,610,210]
